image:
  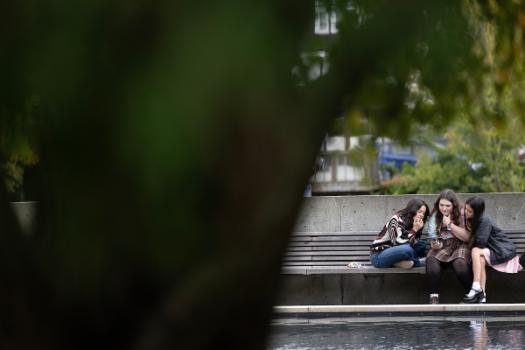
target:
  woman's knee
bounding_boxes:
[426,256,439,265]
[471,247,481,257]
[426,257,441,274]
[394,245,416,259]
[452,258,470,273]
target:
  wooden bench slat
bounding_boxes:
[287,246,370,251]
[292,230,525,235]
[284,258,368,262]
[281,266,426,274]
[282,261,369,266]
[290,236,375,242]
[288,241,374,247]
[285,257,371,262]
[292,231,377,236]
[285,250,370,256]
[282,230,525,274]
[290,236,525,242]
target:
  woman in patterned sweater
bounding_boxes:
[369,198,429,270]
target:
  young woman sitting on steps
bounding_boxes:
[463,196,523,304]
[425,189,472,305]
[368,198,429,270]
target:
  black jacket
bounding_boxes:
[474,216,516,265]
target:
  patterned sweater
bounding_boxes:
[370,214,420,252]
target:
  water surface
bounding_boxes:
[268,320,525,349]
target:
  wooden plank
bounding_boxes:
[289,237,312,242]
[286,246,313,251]
[285,249,370,256]
[282,260,369,266]
[310,246,371,251]
[283,260,366,267]
[287,246,369,252]
[291,234,376,238]
[280,267,425,275]
[288,241,372,247]
[285,250,370,258]
[311,256,367,261]
[282,261,368,266]
[291,231,525,238]
[292,230,525,235]
[292,231,377,236]
[288,239,525,247]
[305,266,426,275]
[282,228,525,274]
[289,238,372,243]
[280,266,308,275]
[286,252,366,258]
[311,236,375,242]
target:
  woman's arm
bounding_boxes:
[443,214,471,242]
[449,222,471,242]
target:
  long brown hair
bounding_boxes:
[397,198,429,231]
[465,196,485,234]
[431,189,461,230]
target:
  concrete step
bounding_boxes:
[273,304,525,323]
[274,304,525,314]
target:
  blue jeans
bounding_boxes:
[370,240,427,268]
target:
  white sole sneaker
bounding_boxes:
[393,260,414,269]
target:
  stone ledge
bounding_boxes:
[281,266,426,275]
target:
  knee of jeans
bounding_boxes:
[401,246,416,258]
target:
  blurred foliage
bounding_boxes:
[378,0,525,195]
[0,95,39,197]
[326,0,525,195]
[308,0,525,140]
[380,116,525,194]
[1,1,525,349]
[306,0,482,139]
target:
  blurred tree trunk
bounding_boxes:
[0,1,482,349]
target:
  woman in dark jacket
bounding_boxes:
[463,196,523,303]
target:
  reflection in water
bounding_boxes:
[267,321,525,350]
[470,320,488,350]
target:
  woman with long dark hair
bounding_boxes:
[368,198,429,269]
[425,189,472,304]
[463,196,523,303]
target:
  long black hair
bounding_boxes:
[465,196,485,235]
[432,189,461,230]
[397,198,429,230]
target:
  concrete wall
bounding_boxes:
[277,193,525,305]
[293,192,525,232]
[277,270,525,305]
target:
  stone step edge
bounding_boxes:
[274,304,525,314]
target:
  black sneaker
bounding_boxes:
[479,293,487,303]
[462,289,485,304]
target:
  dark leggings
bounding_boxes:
[426,256,472,294]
